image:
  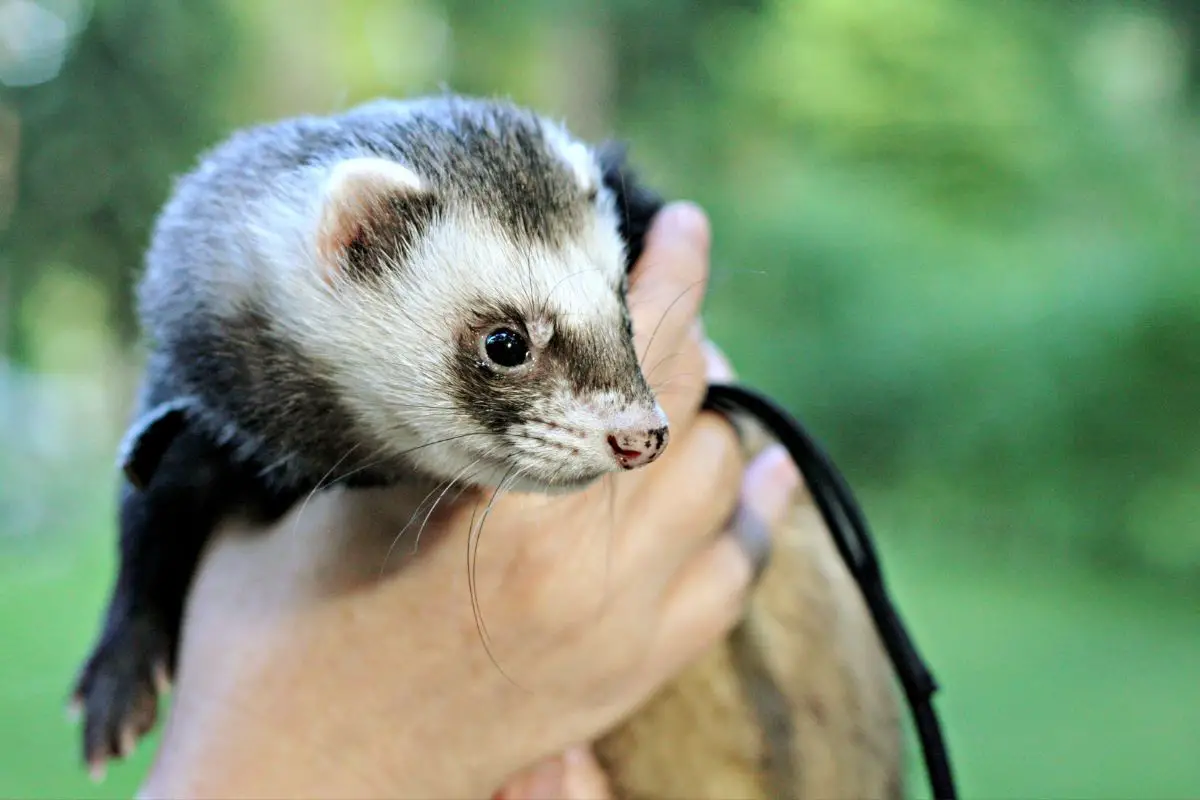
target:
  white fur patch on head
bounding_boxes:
[542,121,600,195]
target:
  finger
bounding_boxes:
[642,448,800,687]
[642,334,733,474]
[641,330,709,445]
[561,746,613,800]
[628,202,711,322]
[732,444,801,582]
[620,411,744,579]
[627,203,711,414]
[494,755,566,800]
[652,411,747,531]
[492,747,610,800]
[640,533,751,689]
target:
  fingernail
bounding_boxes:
[561,746,611,800]
[657,202,710,249]
[731,445,800,584]
[563,746,590,766]
[730,504,772,585]
[754,444,799,497]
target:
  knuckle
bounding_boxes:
[711,538,755,625]
[676,540,752,644]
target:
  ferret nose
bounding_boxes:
[606,425,670,470]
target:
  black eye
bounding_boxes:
[483,328,529,368]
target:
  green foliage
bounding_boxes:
[2,0,240,363]
[650,0,1200,579]
[2,0,1199,795]
[731,0,1067,213]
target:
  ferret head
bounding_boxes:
[278,103,669,492]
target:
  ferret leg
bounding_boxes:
[70,429,237,775]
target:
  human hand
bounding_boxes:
[136,203,791,800]
[495,435,803,800]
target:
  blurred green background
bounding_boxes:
[2,0,1198,797]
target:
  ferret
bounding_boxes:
[71,94,904,799]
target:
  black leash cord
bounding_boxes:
[703,383,958,800]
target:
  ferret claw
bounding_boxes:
[152,660,170,695]
[88,758,107,783]
[118,727,137,759]
[71,614,170,773]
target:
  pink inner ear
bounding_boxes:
[314,157,426,284]
[316,223,357,286]
[316,208,367,284]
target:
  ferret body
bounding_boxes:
[72,94,903,798]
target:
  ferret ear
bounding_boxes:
[595,141,665,273]
[118,398,196,490]
[315,157,440,284]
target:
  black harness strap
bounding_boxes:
[703,383,958,800]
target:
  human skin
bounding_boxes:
[496,439,800,800]
[135,203,800,800]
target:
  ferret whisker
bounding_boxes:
[385,445,505,583]
[507,434,581,456]
[293,434,501,505]
[379,476,454,577]
[378,456,489,577]
[624,279,703,311]
[386,432,504,461]
[637,279,705,368]
[469,466,514,646]
[644,348,685,385]
[648,381,707,402]
[288,442,363,541]
[467,465,527,689]
[649,371,705,392]
[320,452,391,487]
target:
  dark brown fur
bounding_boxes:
[595,423,905,800]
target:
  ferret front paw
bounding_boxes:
[69,615,171,780]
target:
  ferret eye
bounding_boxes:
[483,328,530,369]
